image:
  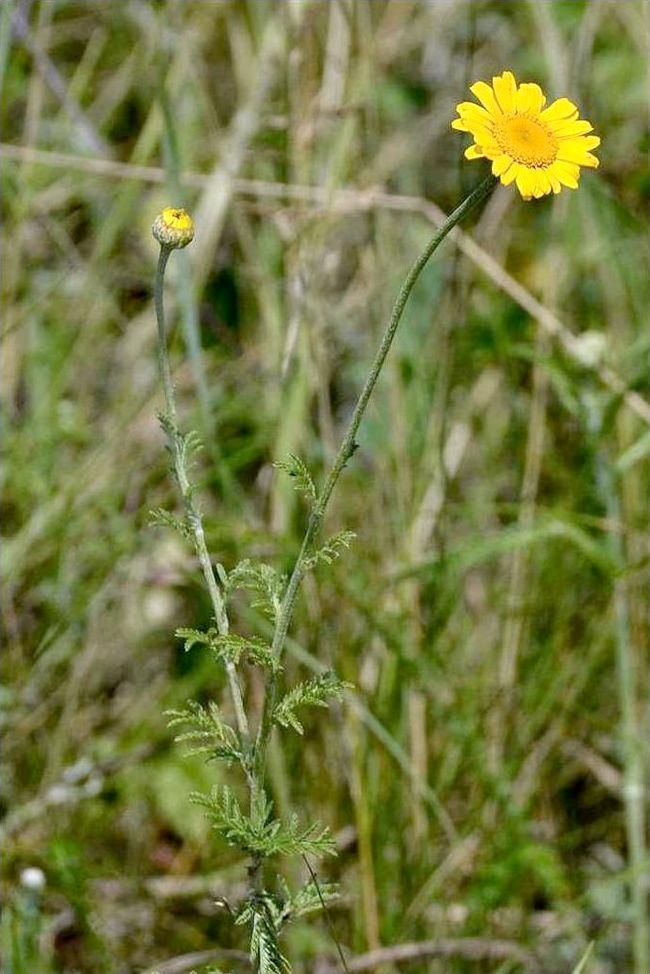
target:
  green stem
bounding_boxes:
[588,393,648,974]
[254,173,497,781]
[601,469,648,974]
[154,246,250,747]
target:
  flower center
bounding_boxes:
[494,115,557,167]
[162,206,193,230]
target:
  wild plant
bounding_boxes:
[149,70,601,974]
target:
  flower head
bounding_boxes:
[152,206,195,249]
[452,71,600,199]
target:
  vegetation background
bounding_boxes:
[1,1,648,972]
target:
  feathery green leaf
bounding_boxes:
[278,877,340,924]
[273,672,351,734]
[303,530,356,572]
[148,507,192,541]
[166,701,244,766]
[226,559,285,620]
[236,895,289,974]
[212,633,281,671]
[274,453,317,503]
[192,787,336,858]
[175,626,216,652]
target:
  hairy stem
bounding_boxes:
[153,246,250,747]
[254,173,497,783]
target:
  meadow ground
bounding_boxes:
[1,2,649,973]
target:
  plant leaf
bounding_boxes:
[175,627,216,652]
[280,878,340,924]
[273,672,351,735]
[211,633,280,671]
[192,787,336,859]
[226,560,285,621]
[303,531,356,572]
[166,701,244,767]
[274,453,317,503]
[148,507,192,541]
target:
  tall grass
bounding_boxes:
[1,2,648,973]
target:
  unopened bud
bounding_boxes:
[152,206,195,249]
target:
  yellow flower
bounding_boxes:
[452,71,600,200]
[152,206,195,249]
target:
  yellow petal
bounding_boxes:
[551,161,580,188]
[581,135,601,151]
[492,71,517,113]
[462,121,498,144]
[515,82,546,115]
[456,101,493,122]
[515,167,536,199]
[451,118,469,131]
[558,134,600,153]
[527,172,544,199]
[551,119,594,137]
[464,144,484,159]
[550,176,562,194]
[557,135,600,163]
[492,154,513,176]
[500,161,519,186]
[557,146,599,168]
[540,97,578,122]
[481,143,503,160]
[470,80,502,117]
[526,173,540,198]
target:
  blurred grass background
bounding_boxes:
[1,1,649,972]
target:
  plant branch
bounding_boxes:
[153,245,250,747]
[254,174,498,782]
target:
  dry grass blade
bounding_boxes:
[317,937,536,973]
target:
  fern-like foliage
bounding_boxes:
[158,412,202,461]
[175,627,279,671]
[237,894,289,974]
[175,626,216,652]
[273,672,351,735]
[166,701,245,767]
[148,507,192,541]
[212,634,280,671]
[157,413,203,497]
[277,876,340,924]
[191,785,259,852]
[226,560,285,621]
[180,428,203,465]
[303,530,356,572]
[192,786,337,859]
[273,454,317,504]
[269,815,337,858]
[233,878,339,974]
[157,410,177,442]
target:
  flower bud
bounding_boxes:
[152,206,195,249]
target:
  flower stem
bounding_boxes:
[254,173,497,782]
[153,245,250,747]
